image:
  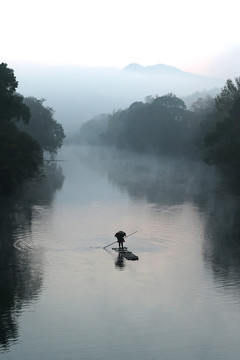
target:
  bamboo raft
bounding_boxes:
[112,247,139,261]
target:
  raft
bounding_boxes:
[112,247,139,261]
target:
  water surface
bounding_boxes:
[1,145,240,360]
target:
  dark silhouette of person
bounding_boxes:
[115,231,126,250]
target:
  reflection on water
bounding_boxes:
[115,252,125,269]
[88,144,240,286]
[203,194,240,291]
[104,248,126,270]
[78,145,221,206]
[0,197,44,351]
[0,163,64,351]
[1,146,240,360]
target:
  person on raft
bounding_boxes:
[115,231,126,250]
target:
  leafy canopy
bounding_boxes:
[18,97,65,155]
[0,62,30,124]
[0,63,43,193]
[205,77,240,169]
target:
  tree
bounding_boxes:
[190,96,216,155]
[98,93,197,156]
[18,97,65,156]
[78,114,109,144]
[152,93,186,110]
[0,63,30,124]
[191,95,215,115]
[144,95,155,104]
[0,63,43,193]
[204,78,240,173]
[0,123,43,192]
[215,77,240,121]
[205,97,240,167]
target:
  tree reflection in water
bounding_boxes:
[0,163,64,351]
[78,145,220,207]
[203,194,240,290]
[80,146,240,290]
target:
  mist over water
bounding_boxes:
[1,145,240,360]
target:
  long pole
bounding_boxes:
[125,231,138,238]
[103,231,137,249]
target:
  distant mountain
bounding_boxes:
[12,62,225,135]
[123,63,186,75]
[122,63,218,80]
[123,63,146,72]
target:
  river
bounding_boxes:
[1,145,240,360]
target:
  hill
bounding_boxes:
[10,62,224,134]
[123,63,186,75]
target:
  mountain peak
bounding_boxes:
[122,63,185,75]
[123,63,145,72]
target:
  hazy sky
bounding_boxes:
[1,0,240,78]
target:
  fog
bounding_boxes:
[74,145,220,204]
[12,62,224,135]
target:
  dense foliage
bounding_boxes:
[77,114,109,144]
[205,78,240,173]
[0,122,43,192]
[78,77,240,185]
[214,78,240,121]
[0,63,44,193]
[98,93,203,158]
[0,63,30,124]
[0,63,65,193]
[18,97,65,155]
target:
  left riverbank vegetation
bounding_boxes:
[75,77,240,187]
[0,63,65,194]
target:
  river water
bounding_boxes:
[1,145,240,360]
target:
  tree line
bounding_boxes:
[0,63,65,194]
[78,77,240,183]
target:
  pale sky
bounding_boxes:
[1,0,240,78]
